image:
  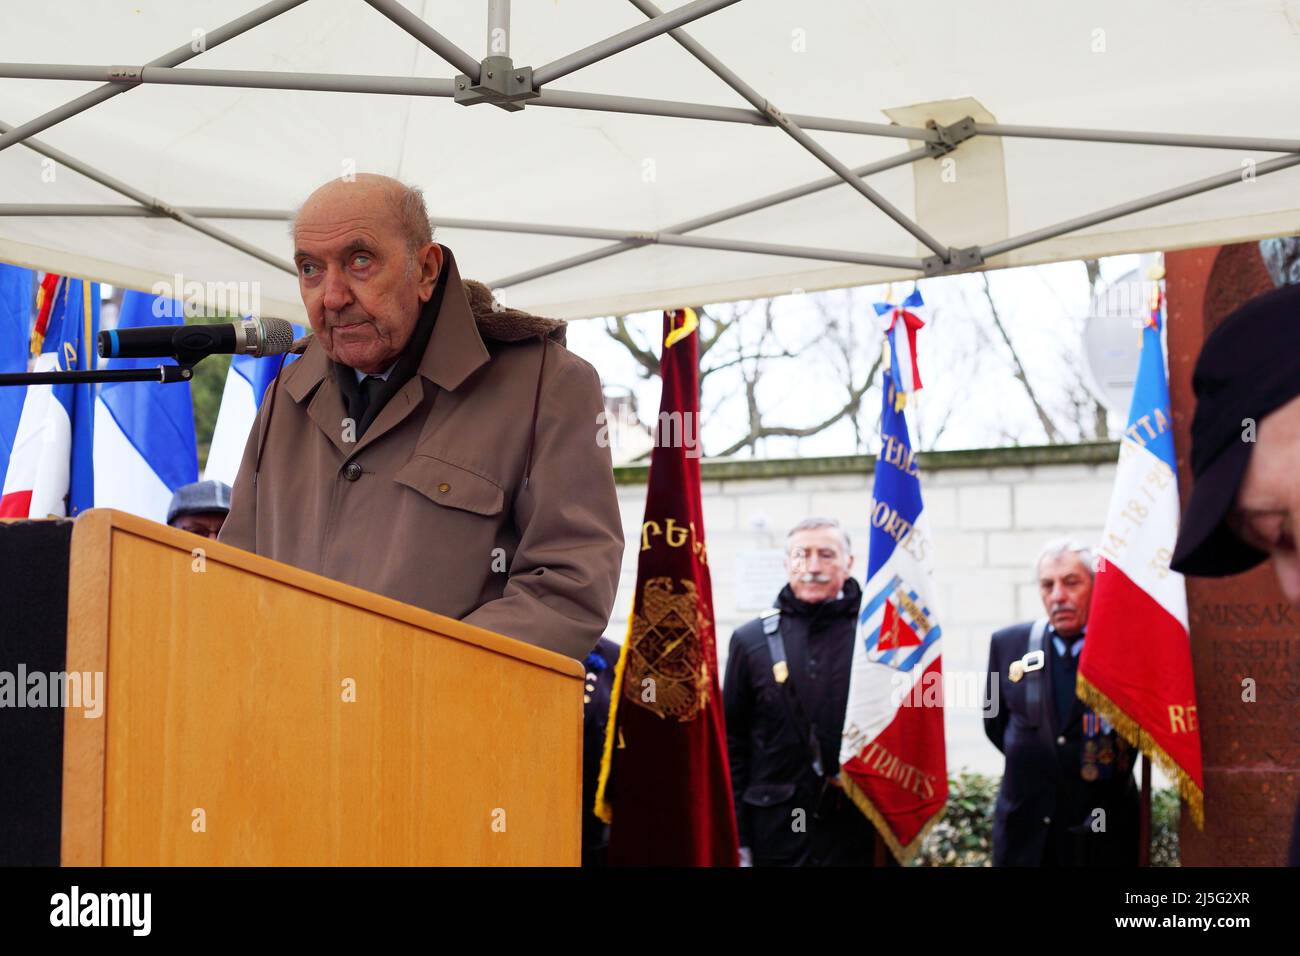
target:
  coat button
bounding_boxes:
[343,461,363,481]
[1043,816,1052,825]
[438,482,451,493]
[1056,735,1067,746]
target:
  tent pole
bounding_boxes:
[0,121,296,275]
[616,232,923,269]
[9,63,1298,156]
[0,62,934,139]
[980,151,1300,259]
[487,0,510,57]
[489,146,932,288]
[0,0,309,156]
[625,0,950,259]
[531,0,742,87]
[364,0,483,81]
[0,205,295,219]
[0,64,458,97]
[532,89,933,140]
[0,199,921,269]
[974,122,1300,155]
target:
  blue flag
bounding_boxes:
[93,291,198,521]
[0,264,33,489]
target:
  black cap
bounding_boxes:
[1171,282,1300,577]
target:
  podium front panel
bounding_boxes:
[62,510,583,866]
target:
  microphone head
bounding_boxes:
[253,318,296,357]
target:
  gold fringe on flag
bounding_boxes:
[30,277,52,357]
[839,772,945,866]
[1076,672,1205,829]
[592,610,636,825]
[82,281,93,370]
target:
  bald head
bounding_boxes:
[291,173,444,373]
[294,174,433,255]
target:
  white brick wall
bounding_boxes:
[609,448,1118,776]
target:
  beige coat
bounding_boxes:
[219,246,624,660]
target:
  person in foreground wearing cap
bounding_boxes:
[1169,281,1300,866]
[167,480,233,540]
[983,539,1139,867]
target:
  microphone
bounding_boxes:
[98,317,297,363]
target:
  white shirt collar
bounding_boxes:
[1051,633,1086,658]
[354,362,397,384]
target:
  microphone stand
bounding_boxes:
[0,364,196,387]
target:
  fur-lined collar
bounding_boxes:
[462,279,566,346]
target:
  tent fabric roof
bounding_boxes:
[1,0,1298,321]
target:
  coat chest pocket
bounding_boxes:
[394,454,504,516]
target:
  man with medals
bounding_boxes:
[983,539,1139,866]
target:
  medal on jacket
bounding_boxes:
[1081,711,1112,782]
[772,661,789,685]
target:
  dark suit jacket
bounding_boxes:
[984,621,1139,867]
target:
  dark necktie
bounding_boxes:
[1053,637,1081,731]
[349,374,386,435]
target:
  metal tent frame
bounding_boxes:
[1,0,1297,305]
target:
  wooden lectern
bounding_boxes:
[11,509,583,866]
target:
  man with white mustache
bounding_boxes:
[723,517,882,866]
[983,539,1139,866]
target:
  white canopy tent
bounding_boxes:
[0,0,1297,322]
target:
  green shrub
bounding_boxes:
[910,772,1181,867]
[912,771,997,866]
[1149,785,1181,867]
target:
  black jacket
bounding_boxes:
[723,579,878,866]
[984,621,1139,867]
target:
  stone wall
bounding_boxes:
[609,442,1120,776]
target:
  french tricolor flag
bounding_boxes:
[1079,292,1204,827]
[92,291,198,522]
[0,275,98,518]
[203,326,303,485]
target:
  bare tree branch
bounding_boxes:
[603,314,659,379]
[979,272,1063,443]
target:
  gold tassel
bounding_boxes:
[839,773,946,866]
[1075,673,1205,829]
[592,610,636,825]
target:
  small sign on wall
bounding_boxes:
[735,549,788,611]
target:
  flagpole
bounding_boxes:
[1139,754,1152,866]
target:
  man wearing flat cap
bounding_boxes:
[1170,280,1300,865]
[167,479,233,540]
[219,173,624,661]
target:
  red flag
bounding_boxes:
[594,308,739,866]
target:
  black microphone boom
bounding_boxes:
[98,318,296,363]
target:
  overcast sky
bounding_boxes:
[563,254,1144,459]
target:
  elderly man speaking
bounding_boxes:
[219,174,623,660]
